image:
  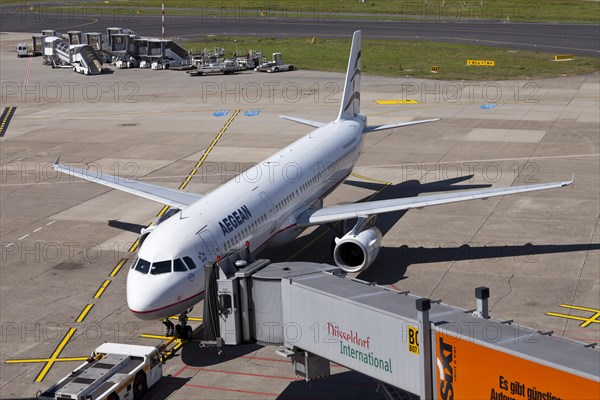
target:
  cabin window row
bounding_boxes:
[223,213,268,250]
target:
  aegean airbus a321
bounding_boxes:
[54,31,572,338]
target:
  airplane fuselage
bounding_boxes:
[127,117,366,319]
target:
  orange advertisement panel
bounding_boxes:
[435,331,600,400]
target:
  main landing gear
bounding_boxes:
[161,309,194,340]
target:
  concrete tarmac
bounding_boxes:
[1,32,598,399]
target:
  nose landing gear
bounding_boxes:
[175,312,194,340]
[162,310,194,339]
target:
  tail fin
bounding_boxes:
[336,30,361,121]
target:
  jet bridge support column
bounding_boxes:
[416,298,433,400]
[235,259,270,342]
[475,286,490,319]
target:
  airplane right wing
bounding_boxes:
[53,162,203,209]
[297,177,573,226]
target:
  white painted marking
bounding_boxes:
[33,227,42,233]
[4,242,14,248]
[25,57,32,86]
[46,221,56,226]
[18,234,29,240]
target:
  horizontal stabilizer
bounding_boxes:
[279,115,326,128]
[53,162,203,209]
[297,177,573,226]
[364,118,440,133]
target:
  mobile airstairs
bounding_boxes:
[42,36,103,75]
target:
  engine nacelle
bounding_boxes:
[333,226,382,273]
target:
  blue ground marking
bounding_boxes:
[480,104,497,110]
[213,110,229,117]
[244,110,260,117]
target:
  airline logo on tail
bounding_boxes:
[337,31,362,121]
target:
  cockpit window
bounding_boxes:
[134,258,151,274]
[173,258,187,272]
[150,260,172,275]
[183,256,197,270]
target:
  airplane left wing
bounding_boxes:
[53,162,203,208]
[279,115,326,128]
[297,178,573,226]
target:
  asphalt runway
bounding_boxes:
[1,9,599,56]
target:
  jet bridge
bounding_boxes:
[203,253,600,399]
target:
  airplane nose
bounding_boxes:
[126,271,161,319]
[126,269,172,320]
[126,266,203,320]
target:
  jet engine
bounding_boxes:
[333,217,382,273]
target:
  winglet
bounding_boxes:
[564,173,575,187]
[53,155,61,167]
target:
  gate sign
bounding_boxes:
[435,331,599,400]
[408,326,419,355]
[282,280,423,396]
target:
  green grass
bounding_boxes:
[184,36,599,80]
[2,0,598,23]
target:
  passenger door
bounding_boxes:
[259,191,277,234]
[196,228,220,264]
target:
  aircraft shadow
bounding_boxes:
[107,219,146,234]
[261,175,599,285]
[359,242,600,284]
[261,175,491,262]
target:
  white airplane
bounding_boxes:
[54,31,572,337]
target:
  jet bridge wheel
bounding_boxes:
[133,371,147,400]
[184,325,193,340]
[108,393,119,400]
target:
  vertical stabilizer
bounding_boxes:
[336,30,361,121]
